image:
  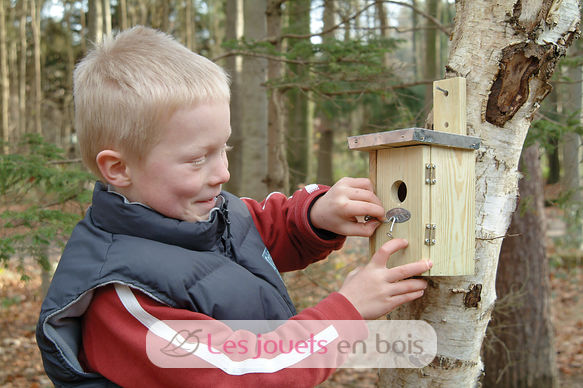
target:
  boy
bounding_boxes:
[36,26,430,387]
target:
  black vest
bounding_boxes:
[36,182,296,387]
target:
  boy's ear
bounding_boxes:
[96,150,132,187]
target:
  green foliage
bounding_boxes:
[526,110,583,152]
[0,135,93,278]
[224,35,403,106]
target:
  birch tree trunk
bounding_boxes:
[240,0,268,200]
[378,1,580,386]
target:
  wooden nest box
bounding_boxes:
[348,78,480,276]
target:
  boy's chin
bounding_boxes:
[180,209,213,223]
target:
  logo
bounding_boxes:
[146,320,437,371]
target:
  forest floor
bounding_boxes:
[0,206,581,387]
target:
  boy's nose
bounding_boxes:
[209,157,230,186]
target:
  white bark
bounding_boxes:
[379,1,580,386]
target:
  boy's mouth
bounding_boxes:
[197,196,218,206]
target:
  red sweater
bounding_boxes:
[81,187,367,387]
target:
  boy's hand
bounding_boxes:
[310,177,385,237]
[338,239,431,320]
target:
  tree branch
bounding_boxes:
[254,1,380,44]
[213,50,319,65]
[385,0,451,35]
[271,80,435,97]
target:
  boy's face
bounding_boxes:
[123,102,231,222]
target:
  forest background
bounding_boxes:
[0,0,581,387]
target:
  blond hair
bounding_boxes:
[74,26,230,179]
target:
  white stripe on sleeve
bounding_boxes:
[113,283,339,375]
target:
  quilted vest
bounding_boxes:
[36,182,296,387]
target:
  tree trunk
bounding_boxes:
[316,0,336,187]
[63,0,75,156]
[31,0,42,135]
[137,0,148,26]
[156,0,170,32]
[560,45,582,249]
[103,0,112,36]
[375,0,390,68]
[80,3,87,52]
[265,0,289,194]
[208,0,224,59]
[546,86,561,184]
[0,0,8,152]
[378,1,580,386]
[223,0,244,196]
[240,0,268,200]
[316,120,334,187]
[88,0,104,46]
[184,0,194,51]
[8,5,17,125]
[119,0,128,30]
[412,0,421,80]
[286,0,311,190]
[18,0,27,138]
[483,145,558,388]
[423,0,440,114]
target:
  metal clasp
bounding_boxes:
[425,163,436,184]
[424,224,436,245]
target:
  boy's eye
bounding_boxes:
[192,156,206,166]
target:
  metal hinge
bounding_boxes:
[424,224,436,245]
[425,163,436,184]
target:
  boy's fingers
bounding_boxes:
[386,290,425,310]
[386,278,427,296]
[339,177,375,192]
[385,260,432,283]
[342,220,381,237]
[346,188,383,206]
[369,239,409,268]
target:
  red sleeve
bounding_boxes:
[81,284,366,388]
[242,184,346,272]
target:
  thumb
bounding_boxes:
[369,239,409,268]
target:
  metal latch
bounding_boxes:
[424,224,436,245]
[425,163,436,184]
